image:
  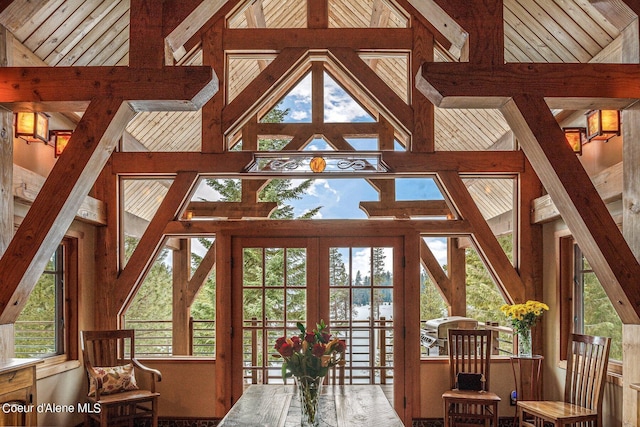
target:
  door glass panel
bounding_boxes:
[329,246,394,384]
[242,247,307,385]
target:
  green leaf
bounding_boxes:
[297,322,306,334]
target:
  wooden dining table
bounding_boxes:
[218,384,405,426]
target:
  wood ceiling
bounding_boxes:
[0,0,629,223]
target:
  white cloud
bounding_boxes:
[424,238,448,267]
[306,179,338,199]
[290,110,309,121]
[323,77,371,123]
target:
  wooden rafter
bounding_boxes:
[501,95,640,323]
[0,98,135,323]
[223,28,413,51]
[0,66,216,112]
[108,151,526,175]
[417,62,640,110]
[187,241,217,304]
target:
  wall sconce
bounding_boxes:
[50,130,73,157]
[586,110,620,142]
[562,127,587,155]
[14,112,49,143]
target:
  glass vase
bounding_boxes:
[517,328,532,357]
[294,375,324,427]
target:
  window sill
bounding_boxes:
[35,355,81,380]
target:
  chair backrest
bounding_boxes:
[82,329,136,367]
[564,333,611,412]
[447,328,492,390]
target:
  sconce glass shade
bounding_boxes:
[586,110,620,141]
[15,112,49,143]
[51,130,72,157]
[562,127,586,155]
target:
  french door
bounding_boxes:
[230,236,404,401]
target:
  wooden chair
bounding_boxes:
[81,330,162,427]
[517,333,611,427]
[442,329,501,427]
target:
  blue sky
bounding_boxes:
[193,71,449,265]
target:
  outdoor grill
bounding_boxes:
[420,316,479,355]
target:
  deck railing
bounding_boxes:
[124,319,216,357]
[14,320,56,358]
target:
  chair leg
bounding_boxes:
[443,400,449,427]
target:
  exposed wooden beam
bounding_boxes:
[186,201,277,219]
[437,170,525,303]
[417,62,640,110]
[411,21,435,152]
[173,238,191,355]
[163,219,473,237]
[223,28,413,51]
[110,152,253,175]
[360,200,451,218]
[382,151,525,174]
[255,122,380,138]
[502,95,640,323]
[0,66,217,112]
[430,0,503,65]
[308,0,328,29]
[114,171,199,316]
[130,0,164,68]
[202,19,225,153]
[0,98,135,324]
[109,151,526,175]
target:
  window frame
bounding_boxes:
[557,233,622,378]
[14,236,79,377]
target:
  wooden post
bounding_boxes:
[172,238,191,355]
[619,21,640,427]
[0,26,14,358]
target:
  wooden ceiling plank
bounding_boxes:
[501,94,640,323]
[55,1,129,66]
[223,28,413,50]
[114,171,199,315]
[507,0,581,62]
[0,97,134,324]
[222,47,308,134]
[420,238,452,305]
[0,65,217,112]
[360,200,451,218]
[329,47,413,133]
[532,0,604,57]
[418,62,640,109]
[437,170,525,304]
